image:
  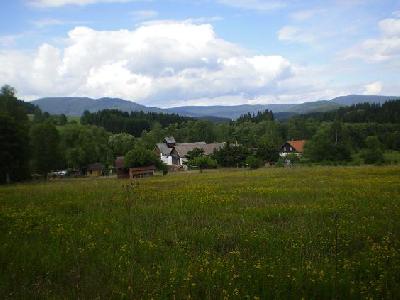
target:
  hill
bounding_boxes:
[31,95,398,119]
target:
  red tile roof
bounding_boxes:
[287,140,306,153]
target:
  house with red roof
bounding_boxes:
[280,140,307,157]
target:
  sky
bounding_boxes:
[0,0,399,107]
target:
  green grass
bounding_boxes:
[1,166,400,299]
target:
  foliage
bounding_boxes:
[1,166,400,298]
[188,156,217,171]
[0,113,30,183]
[30,122,62,176]
[236,109,274,123]
[298,100,400,124]
[185,148,205,161]
[81,109,191,137]
[124,146,164,169]
[108,133,135,157]
[304,122,352,162]
[256,140,280,163]
[212,143,250,167]
[246,155,263,169]
[0,86,31,183]
[59,124,110,169]
[361,136,384,164]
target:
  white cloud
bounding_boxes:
[363,81,383,95]
[0,22,297,106]
[290,9,324,21]
[342,17,400,62]
[28,0,140,8]
[217,0,286,11]
[32,18,90,28]
[277,26,314,43]
[130,10,158,21]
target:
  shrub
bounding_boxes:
[189,156,217,172]
[246,156,263,169]
[361,136,384,164]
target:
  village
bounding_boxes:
[57,137,307,179]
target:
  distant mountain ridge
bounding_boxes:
[32,95,399,120]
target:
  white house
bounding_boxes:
[156,137,224,167]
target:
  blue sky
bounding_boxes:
[0,0,399,107]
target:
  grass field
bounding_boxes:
[1,166,400,299]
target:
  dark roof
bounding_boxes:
[164,136,176,144]
[87,163,104,171]
[156,143,173,156]
[115,156,125,169]
[175,142,225,157]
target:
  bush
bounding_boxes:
[124,146,165,170]
[188,156,217,172]
[246,156,263,169]
[361,136,384,164]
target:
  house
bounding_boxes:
[280,140,306,157]
[87,163,104,177]
[156,137,224,167]
[115,156,129,179]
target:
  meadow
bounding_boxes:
[0,166,399,299]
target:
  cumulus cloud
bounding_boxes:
[363,81,383,95]
[342,16,400,62]
[0,22,296,105]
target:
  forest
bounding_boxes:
[1,84,400,183]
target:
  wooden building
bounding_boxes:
[129,166,156,179]
[115,156,129,179]
[87,163,104,177]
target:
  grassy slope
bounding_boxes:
[0,166,399,299]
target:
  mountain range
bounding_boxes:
[31,95,399,120]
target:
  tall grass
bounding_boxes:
[1,166,399,298]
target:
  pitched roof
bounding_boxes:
[156,143,173,156]
[287,140,306,153]
[175,142,224,157]
[164,136,176,144]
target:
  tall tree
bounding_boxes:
[30,122,61,177]
[0,85,30,183]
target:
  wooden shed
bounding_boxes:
[129,166,156,179]
[87,163,104,177]
[115,156,129,179]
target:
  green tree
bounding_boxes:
[0,114,30,183]
[186,148,205,161]
[30,122,61,177]
[109,133,136,157]
[124,146,164,170]
[0,85,30,183]
[304,122,352,163]
[256,140,280,163]
[361,136,384,164]
[59,124,110,169]
[212,143,250,167]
